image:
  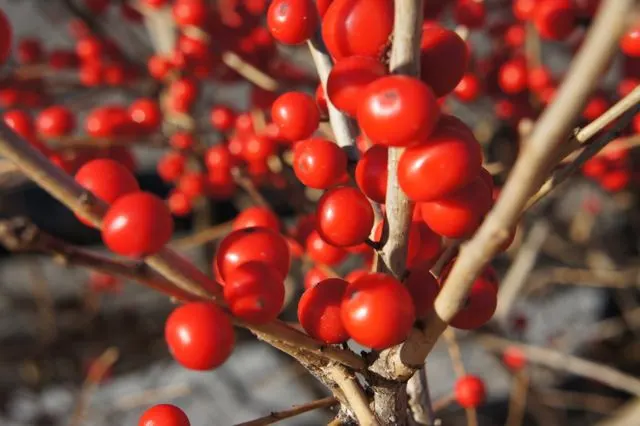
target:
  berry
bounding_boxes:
[513,0,537,21]
[534,0,576,41]
[454,73,481,102]
[272,92,320,142]
[304,266,330,290]
[102,192,174,257]
[454,0,486,29]
[170,132,195,151]
[322,0,393,60]
[404,264,440,319]
[420,177,492,239]
[172,0,208,27]
[398,115,482,202]
[355,145,388,204]
[292,137,347,189]
[455,376,486,408]
[326,56,387,116]
[420,23,469,97]
[233,206,280,231]
[305,230,347,266]
[499,59,528,94]
[528,66,554,93]
[129,98,162,134]
[267,0,318,45]
[177,172,207,199]
[316,186,374,247]
[341,273,415,349]
[16,38,43,64]
[4,110,35,139]
[440,266,498,330]
[36,106,76,137]
[621,25,640,57]
[210,105,236,132]
[357,75,440,147]
[138,404,190,426]
[216,227,291,281]
[298,278,349,343]
[168,78,198,113]
[165,302,234,370]
[503,346,527,371]
[167,190,192,217]
[157,152,186,182]
[75,159,139,207]
[86,106,135,138]
[223,262,285,324]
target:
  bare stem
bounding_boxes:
[328,365,380,426]
[234,396,338,426]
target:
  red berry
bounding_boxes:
[177,172,207,199]
[582,95,610,122]
[419,23,469,97]
[503,346,527,371]
[17,38,43,65]
[79,62,103,86]
[420,177,492,239]
[326,56,387,116]
[205,144,234,172]
[316,186,374,247]
[528,66,554,93]
[322,0,393,60]
[139,404,190,426]
[357,75,440,147]
[233,206,280,231]
[272,92,320,142]
[621,25,640,57]
[243,133,277,162]
[86,106,135,138]
[172,0,208,27]
[373,221,423,265]
[224,262,284,324]
[304,266,330,290]
[167,190,192,217]
[455,376,486,408]
[267,0,318,45]
[398,115,482,202]
[499,59,528,94]
[75,159,139,207]
[453,0,486,29]
[157,152,186,182]
[102,192,174,257]
[345,268,368,283]
[454,73,481,102]
[0,10,12,65]
[505,24,526,48]
[404,264,440,319]
[165,302,234,370]
[36,106,75,138]
[534,0,576,41]
[513,0,537,21]
[341,273,415,349]
[409,221,443,268]
[4,110,35,139]
[440,266,498,330]
[148,55,172,80]
[169,78,198,112]
[216,227,291,281]
[210,105,236,131]
[355,145,388,204]
[129,98,162,134]
[298,278,349,343]
[305,230,347,266]
[170,132,195,151]
[292,137,347,189]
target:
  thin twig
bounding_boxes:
[537,389,623,415]
[171,220,234,249]
[328,366,379,426]
[443,329,477,426]
[478,334,640,396]
[234,396,338,426]
[505,372,529,426]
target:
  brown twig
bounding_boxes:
[478,334,640,396]
[328,365,379,426]
[417,0,635,363]
[443,329,477,426]
[69,347,120,426]
[537,389,623,415]
[171,220,234,250]
[505,372,529,426]
[222,52,279,92]
[234,396,338,426]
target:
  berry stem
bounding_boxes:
[233,396,338,426]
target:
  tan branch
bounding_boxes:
[234,396,338,426]
[328,365,380,426]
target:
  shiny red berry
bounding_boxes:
[292,137,347,189]
[357,75,440,147]
[420,23,469,97]
[355,145,388,204]
[75,158,139,205]
[341,273,415,349]
[267,0,318,45]
[210,105,236,132]
[233,206,280,231]
[455,375,486,408]
[305,230,347,266]
[138,404,190,426]
[534,0,576,41]
[102,192,174,257]
[165,302,234,370]
[327,56,387,116]
[272,92,320,142]
[621,25,640,57]
[36,106,76,137]
[298,278,349,343]
[129,98,162,134]
[454,73,481,102]
[316,186,374,247]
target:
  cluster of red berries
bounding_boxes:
[582,139,637,193]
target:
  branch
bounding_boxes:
[478,334,640,396]
[234,396,338,426]
[328,365,380,426]
[307,35,359,160]
[171,220,234,250]
[418,0,635,359]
